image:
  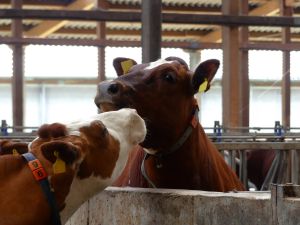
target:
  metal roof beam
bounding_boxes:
[1,9,300,27]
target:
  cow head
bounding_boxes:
[30,108,146,181]
[0,140,28,155]
[66,108,146,181]
[27,108,146,213]
[95,57,219,152]
[27,123,85,210]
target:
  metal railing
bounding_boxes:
[1,120,300,191]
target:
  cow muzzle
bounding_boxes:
[95,81,129,112]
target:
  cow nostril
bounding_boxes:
[108,83,119,95]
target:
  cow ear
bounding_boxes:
[41,141,79,166]
[38,123,67,139]
[113,57,137,76]
[0,140,28,155]
[192,59,220,94]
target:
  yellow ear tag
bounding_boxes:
[12,149,19,156]
[53,151,66,174]
[198,78,208,93]
[121,59,134,74]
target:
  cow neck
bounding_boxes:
[22,152,62,225]
[141,101,199,188]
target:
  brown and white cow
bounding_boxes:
[95,57,245,192]
[0,108,146,225]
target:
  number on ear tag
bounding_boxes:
[121,59,134,74]
[198,78,208,93]
[53,151,66,174]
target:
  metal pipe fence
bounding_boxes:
[1,125,300,191]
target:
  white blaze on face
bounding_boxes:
[61,109,146,223]
[144,59,173,70]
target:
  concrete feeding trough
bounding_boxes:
[66,184,300,225]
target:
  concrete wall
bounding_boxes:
[66,185,300,225]
[66,187,275,225]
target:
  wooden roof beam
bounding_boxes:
[24,0,95,38]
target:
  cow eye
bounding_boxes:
[163,72,176,83]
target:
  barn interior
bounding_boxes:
[1,1,300,224]
[1,0,300,130]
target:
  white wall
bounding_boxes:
[0,84,98,129]
[1,45,300,130]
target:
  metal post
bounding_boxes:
[142,0,162,63]
[96,0,108,82]
[11,0,24,132]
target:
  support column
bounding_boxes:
[222,0,250,130]
[11,0,24,131]
[96,0,108,82]
[280,0,292,129]
[221,0,240,129]
[142,0,162,63]
[239,0,250,128]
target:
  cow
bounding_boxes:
[94,57,245,192]
[0,108,146,225]
[0,140,29,155]
[247,149,276,190]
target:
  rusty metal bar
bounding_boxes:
[0,9,300,27]
[0,37,221,49]
[221,0,240,128]
[242,42,300,51]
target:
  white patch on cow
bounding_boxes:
[60,108,146,223]
[144,59,173,70]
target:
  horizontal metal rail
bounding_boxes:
[2,135,300,150]
[2,133,300,190]
[215,142,300,150]
[0,37,221,50]
[0,9,300,27]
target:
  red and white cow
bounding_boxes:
[95,57,245,192]
[0,108,146,225]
